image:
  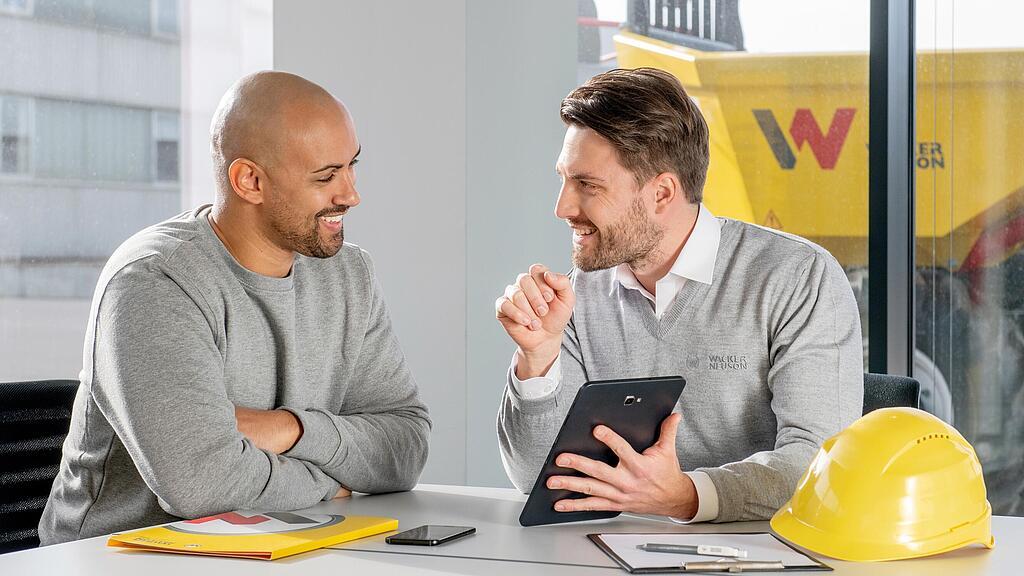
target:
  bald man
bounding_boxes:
[38,72,431,544]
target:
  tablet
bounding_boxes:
[518,375,686,527]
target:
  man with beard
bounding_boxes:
[495,68,862,523]
[39,71,430,544]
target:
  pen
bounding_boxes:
[682,560,786,572]
[637,543,748,558]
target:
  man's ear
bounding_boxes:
[228,158,266,205]
[652,171,683,214]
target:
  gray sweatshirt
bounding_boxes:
[497,218,863,522]
[39,205,430,544]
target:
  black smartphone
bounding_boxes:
[384,525,476,546]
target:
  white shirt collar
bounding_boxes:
[609,203,721,296]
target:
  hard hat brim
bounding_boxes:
[771,503,995,562]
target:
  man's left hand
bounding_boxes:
[545,413,698,519]
[235,407,303,454]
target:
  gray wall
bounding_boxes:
[274,0,575,486]
[465,1,575,486]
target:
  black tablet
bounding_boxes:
[518,375,686,527]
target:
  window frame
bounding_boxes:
[869,0,917,376]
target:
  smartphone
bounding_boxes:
[384,525,476,546]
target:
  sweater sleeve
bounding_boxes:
[280,250,431,493]
[696,252,864,522]
[89,260,342,520]
[497,312,590,493]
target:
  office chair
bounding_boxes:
[863,373,921,415]
[0,379,79,554]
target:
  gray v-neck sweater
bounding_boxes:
[497,217,863,522]
[39,205,430,544]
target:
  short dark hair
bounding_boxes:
[560,67,709,203]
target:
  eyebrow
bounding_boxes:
[564,172,605,183]
[311,146,361,174]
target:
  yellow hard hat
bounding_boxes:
[771,407,994,562]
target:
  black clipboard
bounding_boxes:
[587,532,832,574]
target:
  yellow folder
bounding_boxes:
[107,511,397,560]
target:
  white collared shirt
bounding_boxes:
[510,203,722,523]
[610,200,720,317]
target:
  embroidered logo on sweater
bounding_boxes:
[697,353,750,370]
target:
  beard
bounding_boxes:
[570,194,664,272]
[268,204,346,259]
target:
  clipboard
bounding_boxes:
[588,532,832,574]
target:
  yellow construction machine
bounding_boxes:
[602,0,1024,515]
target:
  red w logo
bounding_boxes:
[185,511,316,525]
[753,108,856,170]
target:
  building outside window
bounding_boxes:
[0,0,271,381]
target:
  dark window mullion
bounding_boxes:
[869,0,916,376]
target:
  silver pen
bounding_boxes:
[637,543,748,558]
[682,560,786,573]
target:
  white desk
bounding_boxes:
[3,484,1021,575]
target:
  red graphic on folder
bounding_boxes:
[168,511,343,535]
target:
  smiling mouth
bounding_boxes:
[570,222,597,242]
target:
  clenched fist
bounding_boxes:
[495,264,575,379]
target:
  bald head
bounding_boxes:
[210,71,351,200]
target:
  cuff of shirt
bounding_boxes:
[280,407,343,466]
[669,471,719,523]
[509,354,561,400]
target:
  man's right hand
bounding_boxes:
[495,264,575,379]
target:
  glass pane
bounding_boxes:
[584,0,870,363]
[0,1,273,381]
[916,0,1024,516]
[154,110,179,182]
[0,0,31,15]
[155,140,178,181]
[154,109,179,140]
[1,96,31,173]
[33,99,151,182]
[34,0,93,24]
[94,0,151,35]
[155,0,179,36]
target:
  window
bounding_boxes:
[583,0,1024,517]
[32,0,180,38]
[152,0,178,37]
[34,98,152,182]
[0,0,272,381]
[153,110,179,182]
[0,95,32,175]
[916,0,1024,516]
[0,0,32,16]
[35,0,98,27]
[93,0,150,35]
